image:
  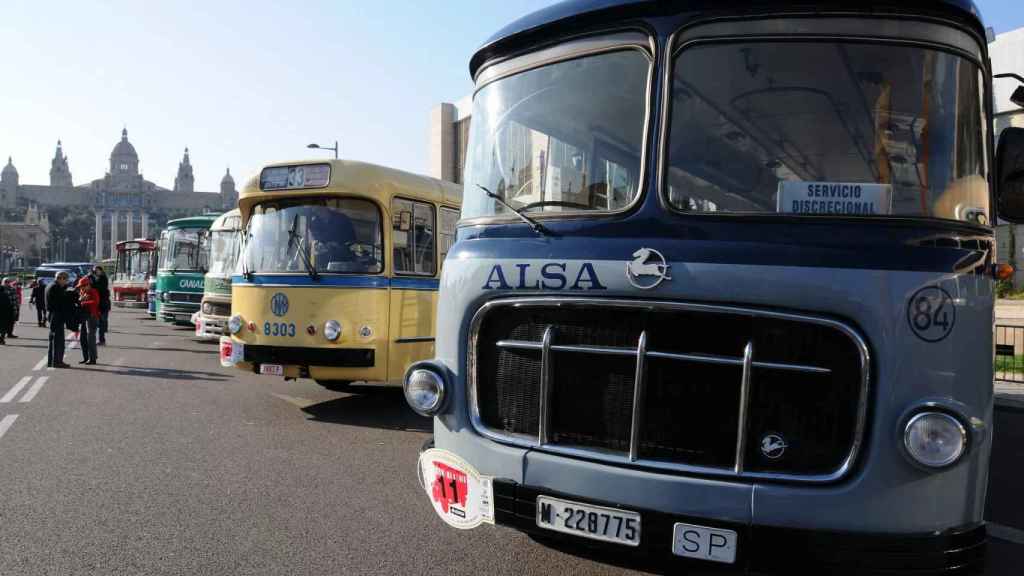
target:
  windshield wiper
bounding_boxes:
[288,214,320,281]
[476,184,549,236]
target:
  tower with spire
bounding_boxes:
[174,147,195,193]
[220,167,237,209]
[49,140,73,187]
[1,156,18,208]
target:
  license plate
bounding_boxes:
[671,522,738,564]
[259,364,284,376]
[536,496,640,546]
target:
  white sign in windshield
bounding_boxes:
[260,164,331,191]
[777,181,892,215]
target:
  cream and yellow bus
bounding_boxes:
[220,160,461,391]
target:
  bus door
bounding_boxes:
[387,197,446,384]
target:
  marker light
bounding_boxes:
[904,412,967,468]
[227,315,244,335]
[404,367,446,417]
[248,321,257,332]
[324,320,342,342]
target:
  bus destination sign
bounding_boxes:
[260,164,331,191]
[777,181,892,216]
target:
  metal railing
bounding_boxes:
[995,325,1024,383]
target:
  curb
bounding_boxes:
[995,395,1024,410]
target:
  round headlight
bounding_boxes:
[227,315,244,335]
[160,291,168,302]
[404,367,446,417]
[904,412,967,468]
[323,320,342,341]
[202,302,212,315]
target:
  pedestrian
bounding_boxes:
[29,278,47,327]
[45,271,72,368]
[1,277,18,339]
[76,276,99,365]
[90,266,110,345]
[0,280,12,345]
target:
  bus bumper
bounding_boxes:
[195,314,226,340]
[490,478,986,574]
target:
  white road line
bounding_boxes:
[1,377,32,403]
[32,357,47,371]
[19,376,47,403]
[989,522,1024,545]
[0,414,18,440]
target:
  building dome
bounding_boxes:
[221,167,235,186]
[110,127,138,160]
[1,156,17,178]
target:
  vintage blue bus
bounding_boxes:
[406,1,1023,572]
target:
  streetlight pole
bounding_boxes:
[306,140,339,159]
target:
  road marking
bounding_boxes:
[1,377,31,403]
[270,393,316,408]
[990,522,1024,545]
[19,376,47,403]
[146,341,163,349]
[33,357,47,371]
[0,414,17,440]
[113,357,126,367]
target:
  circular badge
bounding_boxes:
[626,247,672,289]
[759,433,787,460]
[270,292,289,317]
[359,325,373,338]
[906,286,955,343]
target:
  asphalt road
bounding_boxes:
[0,305,1020,575]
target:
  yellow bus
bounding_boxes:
[220,160,461,391]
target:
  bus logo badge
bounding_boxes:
[270,292,289,317]
[760,434,787,460]
[626,248,671,289]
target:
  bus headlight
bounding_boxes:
[202,302,212,315]
[903,412,967,468]
[404,365,446,417]
[324,320,342,341]
[228,315,244,335]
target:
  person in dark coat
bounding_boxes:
[90,266,110,345]
[0,281,12,345]
[29,278,47,327]
[1,277,18,339]
[45,271,72,368]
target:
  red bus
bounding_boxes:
[113,239,157,307]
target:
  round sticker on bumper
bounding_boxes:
[418,448,494,529]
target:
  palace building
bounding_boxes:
[0,128,238,261]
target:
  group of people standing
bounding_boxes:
[11,266,112,368]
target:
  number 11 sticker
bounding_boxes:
[418,448,494,529]
[907,286,956,342]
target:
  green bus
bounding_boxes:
[156,214,219,324]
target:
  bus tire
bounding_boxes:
[316,380,354,392]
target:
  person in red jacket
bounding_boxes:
[76,276,99,365]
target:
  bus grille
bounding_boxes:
[470,299,869,482]
[168,291,203,304]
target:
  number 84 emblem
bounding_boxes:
[907,286,955,343]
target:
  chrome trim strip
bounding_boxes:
[538,327,554,446]
[497,340,830,373]
[628,331,648,462]
[734,341,754,474]
[468,297,872,484]
[395,336,436,344]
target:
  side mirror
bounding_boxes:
[997,127,1024,223]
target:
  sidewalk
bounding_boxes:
[996,299,1024,326]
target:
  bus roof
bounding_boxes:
[239,159,462,210]
[209,208,241,232]
[115,239,157,251]
[470,0,984,77]
[165,214,221,230]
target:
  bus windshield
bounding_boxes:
[162,228,210,272]
[208,229,241,276]
[243,197,383,275]
[462,49,649,219]
[665,41,988,223]
[116,247,154,283]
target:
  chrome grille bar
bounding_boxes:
[734,341,754,474]
[538,327,554,446]
[628,330,648,462]
[496,339,830,374]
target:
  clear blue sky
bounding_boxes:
[0,0,1021,192]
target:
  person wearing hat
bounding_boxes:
[75,276,100,365]
[45,271,72,368]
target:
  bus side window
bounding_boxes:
[392,197,436,275]
[439,207,459,269]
